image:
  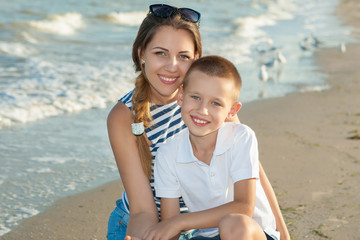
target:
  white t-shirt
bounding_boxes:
[154,122,279,239]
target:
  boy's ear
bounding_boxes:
[227,102,242,119]
[177,85,184,107]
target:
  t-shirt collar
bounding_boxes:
[176,123,235,163]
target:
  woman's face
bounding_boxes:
[141,26,197,105]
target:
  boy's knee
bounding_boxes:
[219,214,264,240]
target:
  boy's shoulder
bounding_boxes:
[221,122,255,137]
[214,123,256,154]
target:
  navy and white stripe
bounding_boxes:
[119,90,188,215]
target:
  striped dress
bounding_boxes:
[119,89,188,215]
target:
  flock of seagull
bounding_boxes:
[256,35,347,82]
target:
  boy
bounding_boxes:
[151,56,279,240]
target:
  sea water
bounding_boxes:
[0,0,355,235]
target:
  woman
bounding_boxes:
[107,4,289,240]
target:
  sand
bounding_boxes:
[2,0,360,239]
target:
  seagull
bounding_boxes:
[263,58,278,68]
[276,51,287,63]
[339,42,346,53]
[299,41,311,51]
[258,65,268,82]
[310,34,322,47]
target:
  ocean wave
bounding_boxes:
[0,41,36,57]
[3,207,40,227]
[98,11,147,26]
[27,12,85,35]
[233,0,295,38]
[0,225,11,237]
[0,57,135,129]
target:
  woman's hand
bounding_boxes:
[125,235,143,240]
[143,217,182,240]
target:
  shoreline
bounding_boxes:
[3,1,360,239]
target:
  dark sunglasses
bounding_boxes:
[149,4,201,23]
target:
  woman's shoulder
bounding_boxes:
[108,89,135,125]
[107,101,133,130]
[119,89,135,109]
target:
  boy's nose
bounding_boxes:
[197,102,208,115]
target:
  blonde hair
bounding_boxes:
[131,12,202,178]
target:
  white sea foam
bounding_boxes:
[0,41,36,57]
[64,182,77,191]
[27,12,85,35]
[0,57,134,129]
[26,168,53,173]
[233,0,295,39]
[4,207,40,225]
[29,156,74,164]
[0,179,4,186]
[299,84,330,93]
[0,226,11,236]
[20,31,39,44]
[101,11,147,26]
[18,207,40,216]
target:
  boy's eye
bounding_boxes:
[212,101,221,106]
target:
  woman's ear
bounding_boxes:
[138,48,142,61]
[177,85,184,107]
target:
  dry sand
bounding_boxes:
[2,0,360,239]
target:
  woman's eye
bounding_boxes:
[179,54,191,60]
[191,96,200,100]
[155,51,166,56]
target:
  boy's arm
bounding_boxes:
[229,115,290,239]
[164,178,256,231]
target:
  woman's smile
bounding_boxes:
[158,74,178,85]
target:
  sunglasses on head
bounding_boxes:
[149,4,201,23]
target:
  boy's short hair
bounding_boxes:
[183,55,242,101]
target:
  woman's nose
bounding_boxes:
[165,57,178,72]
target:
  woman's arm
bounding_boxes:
[259,162,290,240]
[107,102,158,237]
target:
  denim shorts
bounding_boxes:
[107,199,129,240]
[106,199,195,240]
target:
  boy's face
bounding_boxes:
[178,69,241,139]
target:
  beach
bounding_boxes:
[2,0,360,239]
